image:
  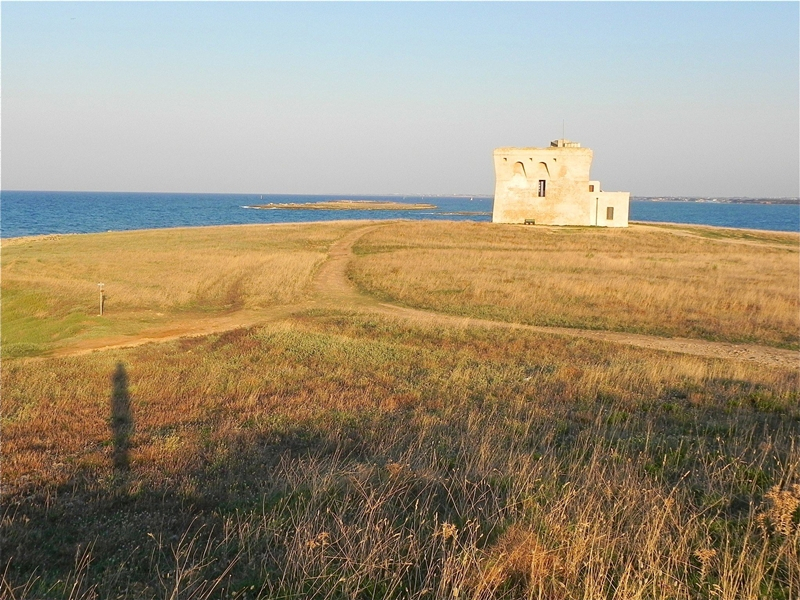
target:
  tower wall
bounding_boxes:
[492,142,628,227]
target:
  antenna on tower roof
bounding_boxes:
[562,120,565,140]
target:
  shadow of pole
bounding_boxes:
[110,362,133,470]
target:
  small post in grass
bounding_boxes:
[98,283,105,316]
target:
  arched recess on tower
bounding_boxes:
[509,161,528,188]
[535,162,550,179]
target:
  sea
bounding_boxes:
[1,191,798,238]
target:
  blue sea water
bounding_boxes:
[630,200,799,233]
[1,191,797,238]
[0,192,492,238]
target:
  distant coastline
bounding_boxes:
[3,192,798,237]
[634,196,800,205]
[244,200,437,211]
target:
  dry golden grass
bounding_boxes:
[349,221,800,348]
[3,221,799,598]
[3,311,799,599]
[1,222,362,356]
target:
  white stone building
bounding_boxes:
[492,140,629,227]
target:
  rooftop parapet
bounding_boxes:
[550,139,581,148]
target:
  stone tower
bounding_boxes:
[492,140,629,227]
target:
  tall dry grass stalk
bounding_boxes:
[350,221,799,348]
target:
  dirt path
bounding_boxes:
[370,303,798,368]
[632,222,799,251]
[48,223,799,369]
[49,306,300,358]
[314,224,798,369]
[48,225,388,358]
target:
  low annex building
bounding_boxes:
[492,139,629,227]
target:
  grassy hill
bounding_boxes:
[2,221,798,599]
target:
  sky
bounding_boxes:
[2,2,798,197]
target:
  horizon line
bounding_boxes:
[2,190,799,201]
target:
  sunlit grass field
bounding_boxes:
[349,221,800,348]
[2,222,799,599]
[1,222,361,357]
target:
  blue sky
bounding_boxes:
[3,2,798,196]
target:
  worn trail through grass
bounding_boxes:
[49,223,799,368]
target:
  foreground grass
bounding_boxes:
[349,221,800,348]
[0,222,362,358]
[3,311,799,599]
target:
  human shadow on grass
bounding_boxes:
[110,362,133,471]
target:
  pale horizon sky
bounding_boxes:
[3,2,798,197]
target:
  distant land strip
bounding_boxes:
[633,196,800,205]
[244,200,437,210]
